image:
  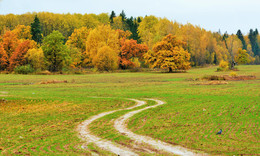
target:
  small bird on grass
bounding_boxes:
[216,129,222,135]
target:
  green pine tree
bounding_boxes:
[236,29,247,50]
[249,29,259,56]
[109,11,116,24]
[31,15,42,44]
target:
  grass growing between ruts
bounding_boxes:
[0,65,259,155]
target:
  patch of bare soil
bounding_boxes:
[194,81,229,85]
[39,80,68,84]
[223,75,256,81]
[202,75,256,81]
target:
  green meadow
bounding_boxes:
[0,65,259,155]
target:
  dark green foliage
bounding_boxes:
[111,11,141,42]
[14,65,34,74]
[42,31,70,72]
[119,10,126,22]
[222,31,229,48]
[31,15,42,44]
[248,29,259,56]
[109,11,116,24]
[236,30,247,50]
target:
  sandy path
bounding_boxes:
[114,99,203,156]
[77,99,146,156]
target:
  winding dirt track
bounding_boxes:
[114,99,200,155]
[77,99,146,156]
[78,98,205,155]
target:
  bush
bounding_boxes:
[230,72,238,77]
[218,60,229,71]
[14,65,34,74]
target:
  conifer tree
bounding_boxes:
[31,15,42,44]
[119,10,126,22]
[110,11,116,24]
[236,29,247,50]
[249,29,259,56]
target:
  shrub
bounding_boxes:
[230,72,238,77]
[14,65,34,74]
[219,60,229,70]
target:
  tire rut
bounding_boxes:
[114,98,205,156]
[77,99,146,156]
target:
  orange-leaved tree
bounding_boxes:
[9,40,37,71]
[144,34,191,72]
[2,31,20,58]
[0,43,8,70]
[119,39,148,69]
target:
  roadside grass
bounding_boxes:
[0,65,259,155]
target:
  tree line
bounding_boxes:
[0,11,259,73]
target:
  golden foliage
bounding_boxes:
[66,27,91,53]
[84,25,120,66]
[12,25,32,40]
[144,34,191,72]
[25,48,45,70]
[92,46,118,71]
[219,60,229,70]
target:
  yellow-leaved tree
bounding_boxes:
[66,27,91,53]
[12,25,32,40]
[144,34,191,72]
[92,46,118,71]
[235,48,254,65]
[25,48,45,71]
[84,25,120,68]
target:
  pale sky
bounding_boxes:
[0,0,259,34]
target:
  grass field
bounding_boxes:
[0,65,259,155]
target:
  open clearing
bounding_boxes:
[0,65,259,155]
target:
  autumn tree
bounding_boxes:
[66,27,91,53]
[235,48,254,65]
[9,40,37,71]
[68,45,82,68]
[92,46,118,71]
[2,31,20,58]
[144,34,191,72]
[0,43,8,70]
[31,15,42,44]
[12,25,32,40]
[42,31,70,72]
[138,15,159,49]
[225,35,242,68]
[84,25,120,67]
[119,39,148,69]
[111,16,125,30]
[25,48,45,71]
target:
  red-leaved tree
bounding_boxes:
[119,39,148,69]
[9,40,36,71]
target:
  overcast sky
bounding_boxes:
[0,0,259,34]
